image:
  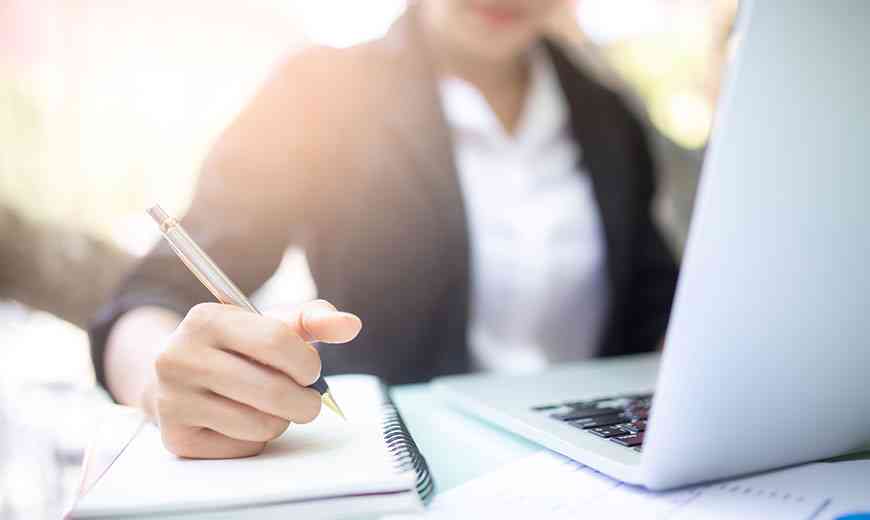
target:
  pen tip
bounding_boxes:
[321,391,346,420]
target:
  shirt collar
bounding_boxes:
[438,46,569,147]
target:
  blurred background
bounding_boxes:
[0,0,737,516]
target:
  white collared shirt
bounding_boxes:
[439,49,610,373]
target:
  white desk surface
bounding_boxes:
[391,383,543,493]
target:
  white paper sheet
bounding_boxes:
[73,375,418,518]
[413,451,870,520]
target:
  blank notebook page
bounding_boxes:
[74,375,416,517]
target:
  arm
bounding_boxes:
[91,46,337,396]
[90,48,358,458]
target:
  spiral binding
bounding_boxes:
[381,387,436,505]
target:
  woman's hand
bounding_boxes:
[146,299,361,459]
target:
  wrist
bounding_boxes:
[104,306,181,412]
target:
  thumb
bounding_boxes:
[266,300,362,344]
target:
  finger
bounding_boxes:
[160,425,266,459]
[267,300,362,344]
[177,303,321,386]
[198,348,322,423]
[165,389,291,443]
[300,306,362,344]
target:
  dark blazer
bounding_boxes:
[89,10,678,388]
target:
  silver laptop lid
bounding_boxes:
[642,0,870,490]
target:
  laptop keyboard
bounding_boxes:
[531,393,653,453]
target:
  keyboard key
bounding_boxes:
[595,398,632,409]
[610,432,645,447]
[551,407,621,421]
[624,408,649,420]
[570,413,627,429]
[621,421,646,434]
[618,393,653,402]
[588,424,631,438]
[626,401,651,412]
[562,398,608,408]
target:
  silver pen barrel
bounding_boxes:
[147,205,258,314]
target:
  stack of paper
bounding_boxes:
[411,451,870,519]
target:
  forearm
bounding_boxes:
[104,306,183,417]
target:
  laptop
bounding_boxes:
[432,0,870,491]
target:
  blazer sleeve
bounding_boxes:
[88,47,341,394]
[623,116,680,352]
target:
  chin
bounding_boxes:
[454,28,540,63]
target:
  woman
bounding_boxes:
[90,0,678,459]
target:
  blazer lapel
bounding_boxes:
[373,9,472,374]
[378,10,470,276]
[545,42,633,294]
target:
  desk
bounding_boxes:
[73,382,870,517]
[392,383,541,492]
[392,384,870,495]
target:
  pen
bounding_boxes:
[146,204,346,420]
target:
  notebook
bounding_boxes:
[70,375,435,519]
